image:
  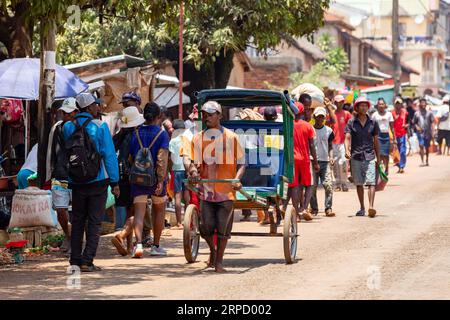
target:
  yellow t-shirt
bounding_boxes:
[189,127,245,202]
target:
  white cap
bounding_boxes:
[76,93,102,109]
[60,97,78,114]
[394,97,403,104]
[118,106,145,128]
[313,106,327,117]
[443,95,450,103]
[202,101,222,114]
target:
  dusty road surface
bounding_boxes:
[1,154,450,300]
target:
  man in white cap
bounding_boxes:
[436,95,450,156]
[46,97,79,253]
[186,100,246,273]
[332,94,352,192]
[63,92,120,272]
[310,107,335,217]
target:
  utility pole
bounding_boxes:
[37,20,56,187]
[392,0,401,98]
[178,0,184,119]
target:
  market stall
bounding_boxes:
[0,58,87,254]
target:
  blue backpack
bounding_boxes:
[130,128,163,187]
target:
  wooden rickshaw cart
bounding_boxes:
[183,89,299,264]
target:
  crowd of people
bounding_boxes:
[287,93,448,221]
[14,89,450,273]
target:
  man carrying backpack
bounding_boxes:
[129,102,170,258]
[63,93,120,272]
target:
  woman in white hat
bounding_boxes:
[111,107,145,256]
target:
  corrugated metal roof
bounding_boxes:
[64,54,149,70]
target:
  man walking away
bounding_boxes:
[129,102,170,258]
[310,107,335,217]
[392,98,408,173]
[332,95,352,192]
[413,98,435,166]
[46,98,78,253]
[64,93,120,272]
[345,97,381,218]
[283,103,319,221]
[436,96,450,156]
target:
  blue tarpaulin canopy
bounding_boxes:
[0,58,88,100]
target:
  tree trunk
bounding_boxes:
[0,0,33,60]
[214,49,235,89]
[37,20,56,187]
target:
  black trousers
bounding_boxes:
[70,183,108,266]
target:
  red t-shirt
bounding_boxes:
[392,108,407,137]
[333,110,352,144]
[293,119,315,163]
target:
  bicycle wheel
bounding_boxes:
[183,204,200,263]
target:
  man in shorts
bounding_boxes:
[186,101,246,273]
[283,102,319,221]
[345,97,381,218]
[413,98,435,166]
[46,98,79,253]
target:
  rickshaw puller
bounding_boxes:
[187,101,246,273]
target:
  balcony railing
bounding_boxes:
[399,36,446,51]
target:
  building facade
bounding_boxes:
[334,0,449,95]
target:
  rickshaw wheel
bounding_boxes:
[183,204,200,263]
[283,206,298,264]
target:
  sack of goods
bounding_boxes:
[8,188,58,228]
[291,83,325,108]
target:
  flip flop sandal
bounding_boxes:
[80,264,102,272]
[111,237,128,256]
[356,209,366,217]
[325,209,335,217]
[368,209,377,218]
[302,211,313,221]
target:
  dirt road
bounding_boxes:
[1,154,449,300]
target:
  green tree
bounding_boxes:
[54,1,331,100]
[1,0,330,100]
[55,10,158,65]
[159,0,331,99]
[290,33,349,89]
[0,0,175,59]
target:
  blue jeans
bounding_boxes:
[396,135,407,169]
[115,206,127,230]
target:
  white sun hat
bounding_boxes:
[118,106,145,128]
